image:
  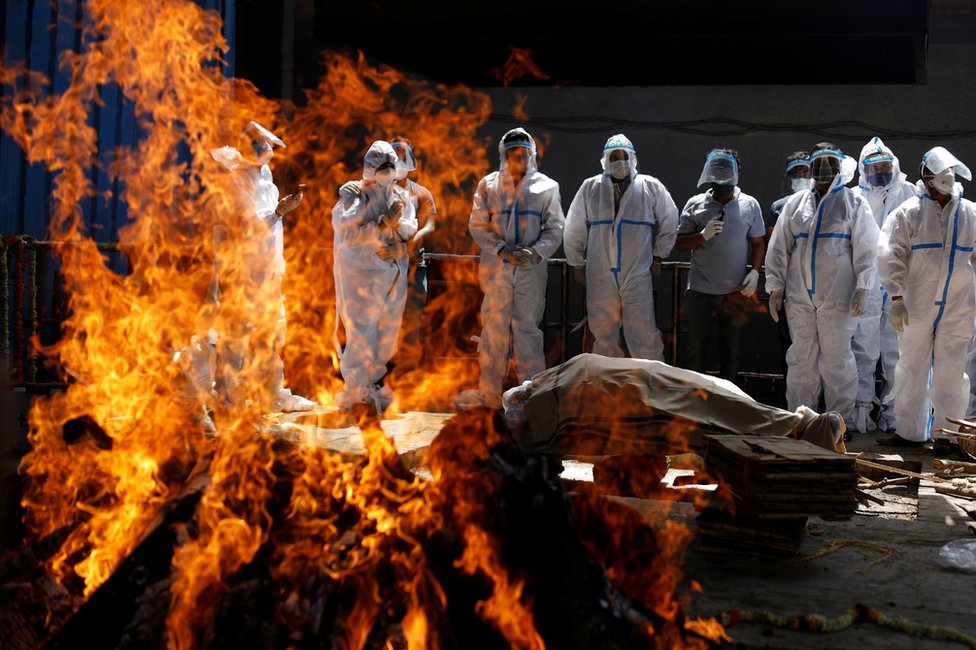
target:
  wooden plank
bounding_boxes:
[271,409,451,470]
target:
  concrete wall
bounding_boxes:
[477,42,976,229]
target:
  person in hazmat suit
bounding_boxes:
[563,133,678,361]
[464,127,565,408]
[765,142,880,430]
[850,137,918,433]
[208,120,315,417]
[877,146,976,458]
[332,140,418,413]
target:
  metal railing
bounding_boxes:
[422,252,785,393]
[1,236,130,388]
[2,240,785,394]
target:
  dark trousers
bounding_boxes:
[776,305,791,377]
[684,289,750,384]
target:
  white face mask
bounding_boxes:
[791,177,814,192]
[928,170,955,195]
[609,160,631,180]
[374,168,397,188]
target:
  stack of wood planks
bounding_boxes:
[696,435,858,555]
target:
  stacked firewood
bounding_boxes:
[697,435,858,555]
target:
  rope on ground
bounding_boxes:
[719,604,976,648]
[799,539,896,571]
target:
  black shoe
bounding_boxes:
[932,438,972,460]
[876,433,925,448]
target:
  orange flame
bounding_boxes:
[489,46,552,87]
[278,50,492,410]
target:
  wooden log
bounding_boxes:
[932,459,976,474]
[933,485,976,501]
[45,460,211,649]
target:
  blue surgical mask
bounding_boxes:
[867,172,893,188]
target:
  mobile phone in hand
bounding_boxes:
[295,183,307,194]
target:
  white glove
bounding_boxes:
[701,218,724,241]
[768,290,784,323]
[512,247,542,265]
[339,180,363,196]
[889,298,909,333]
[850,288,868,318]
[740,269,759,297]
[499,244,521,265]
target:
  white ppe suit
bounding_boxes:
[210,131,290,411]
[468,128,565,405]
[878,182,976,441]
[332,141,418,410]
[764,154,880,425]
[563,134,678,360]
[850,137,918,431]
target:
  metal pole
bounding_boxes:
[28,243,38,383]
[560,260,568,363]
[671,261,680,365]
[1,239,9,373]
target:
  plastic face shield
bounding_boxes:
[920,146,972,181]
[391,141,417,180]
[498,128,538,172]
[863,153,895,188]
[786,159,811,179]
[810,148,843,184]
[697,151,739,188]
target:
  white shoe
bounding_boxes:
[277,388,316,412]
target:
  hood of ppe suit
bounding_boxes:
[920,146,973,181]
[498,127,538,173]
[600,133,638,178]
[857,136,906,191]
[391,140,417,180]
[362,140,399,181]
[697,150,739,188]
[211,145,244,171]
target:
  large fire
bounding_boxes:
[1,1,725,647]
